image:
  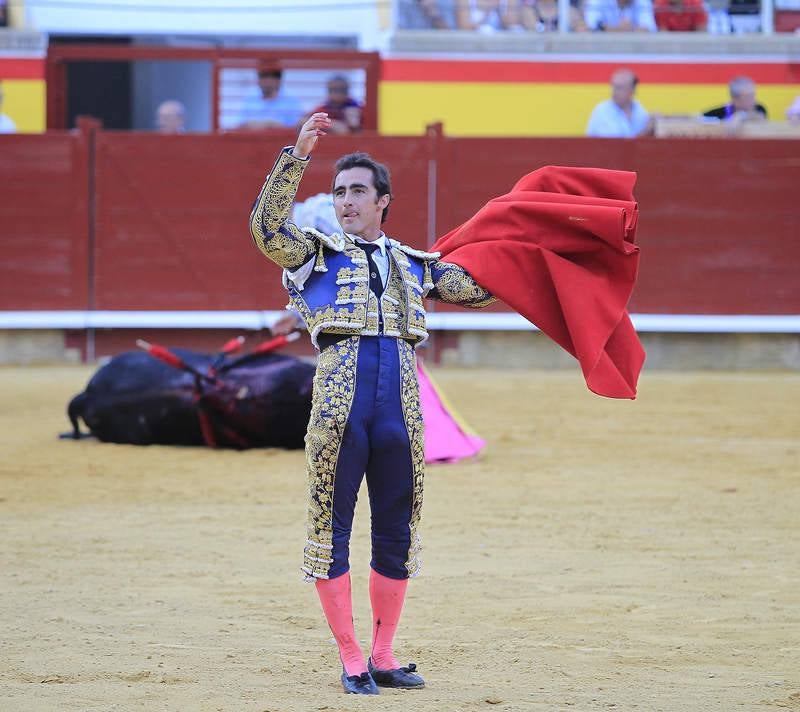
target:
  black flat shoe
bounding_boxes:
[340,670,380,695]
[368,658,425,689]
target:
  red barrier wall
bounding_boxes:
[2,130,799,315]
[0,132,90,309]
[92,131,430,310]
[436,136,800,315]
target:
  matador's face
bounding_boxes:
[332,166,390,240]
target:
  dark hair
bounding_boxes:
[258,68,282,80]
[332,152,393,224]
[328,73,349,88]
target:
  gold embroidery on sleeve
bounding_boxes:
[429,260,496,308]
[249,150,316,269]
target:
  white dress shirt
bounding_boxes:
[284,232,389,292]
[350,233,389,287]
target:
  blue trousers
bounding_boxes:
[302,335,424,581]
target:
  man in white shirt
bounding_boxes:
[0,82,17,134]
[587,68,652,138]
[584,0,657,30]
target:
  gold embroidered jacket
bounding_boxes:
[249,148,495,347]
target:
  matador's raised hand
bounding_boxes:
[292,112,332,160]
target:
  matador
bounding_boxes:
[249,113,495,694]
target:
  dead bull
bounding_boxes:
[66,336,314,449]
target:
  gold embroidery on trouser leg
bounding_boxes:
[397,339,425,577]
[302,336,360,581]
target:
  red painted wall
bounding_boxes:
[435,137,800,314]
[0,133,90,309]
[2,130,798,315]
[91,131,430,311]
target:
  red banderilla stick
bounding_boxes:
[251,330,300,355]
[220,335,245,354]
[136,339,215,383]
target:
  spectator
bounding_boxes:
[155,100,186,133]
[787,96,800,123]
[398,0,455,28]
[455,0,524,31]
[521,0,589,31]
[0,82,16,134]
[587,68,651,138]
[238,66,304,130]
[0,0,7,28]
[307,75,362,135]
[728,0,761,33]
[703,76,768,121]
[654,0,708,30]
[706,0,732,34]
[584,0,657,31]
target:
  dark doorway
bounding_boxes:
[51,36,133,129]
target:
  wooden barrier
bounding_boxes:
[1,127,799,317]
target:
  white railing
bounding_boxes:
[2,311,799,333]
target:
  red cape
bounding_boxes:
[431,166,645,399]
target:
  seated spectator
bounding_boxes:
[587,68,651,138]
[455,0,524,31]
[654,0,708,30]
[706,0,732,34]
[707,0,761,34]
[398,0,455,28]
[238,66,304,130]
[584,0,657,31]
[521,0,589,31]
[703,76,768,121]
[728,0,761,33]
[154,100,186,133]
[307,75,362,135]
[787,96,800,123]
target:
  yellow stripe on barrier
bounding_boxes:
[1,79,46,133]
[380,81,800,137]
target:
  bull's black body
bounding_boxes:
[67,348,315,449]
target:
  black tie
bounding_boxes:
[361,242,384,297]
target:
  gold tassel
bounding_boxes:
[314,242,328,272]
[422,260,434,291]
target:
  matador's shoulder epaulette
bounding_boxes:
[387,239,441,261]
[300,227,347,252]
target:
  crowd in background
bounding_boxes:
[585,71,800,138]
[150,69,363,135]
[146,67,799,139]
[400,0,768,33]
[237,68,362,134]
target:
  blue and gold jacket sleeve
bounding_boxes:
[426,260,496,308]
[249,148,317,270]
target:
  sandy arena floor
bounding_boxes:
[0,365,798,712]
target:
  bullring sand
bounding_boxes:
[1,366,798,711]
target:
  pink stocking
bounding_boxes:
[369,569,408,670]
[315,573,367,676]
